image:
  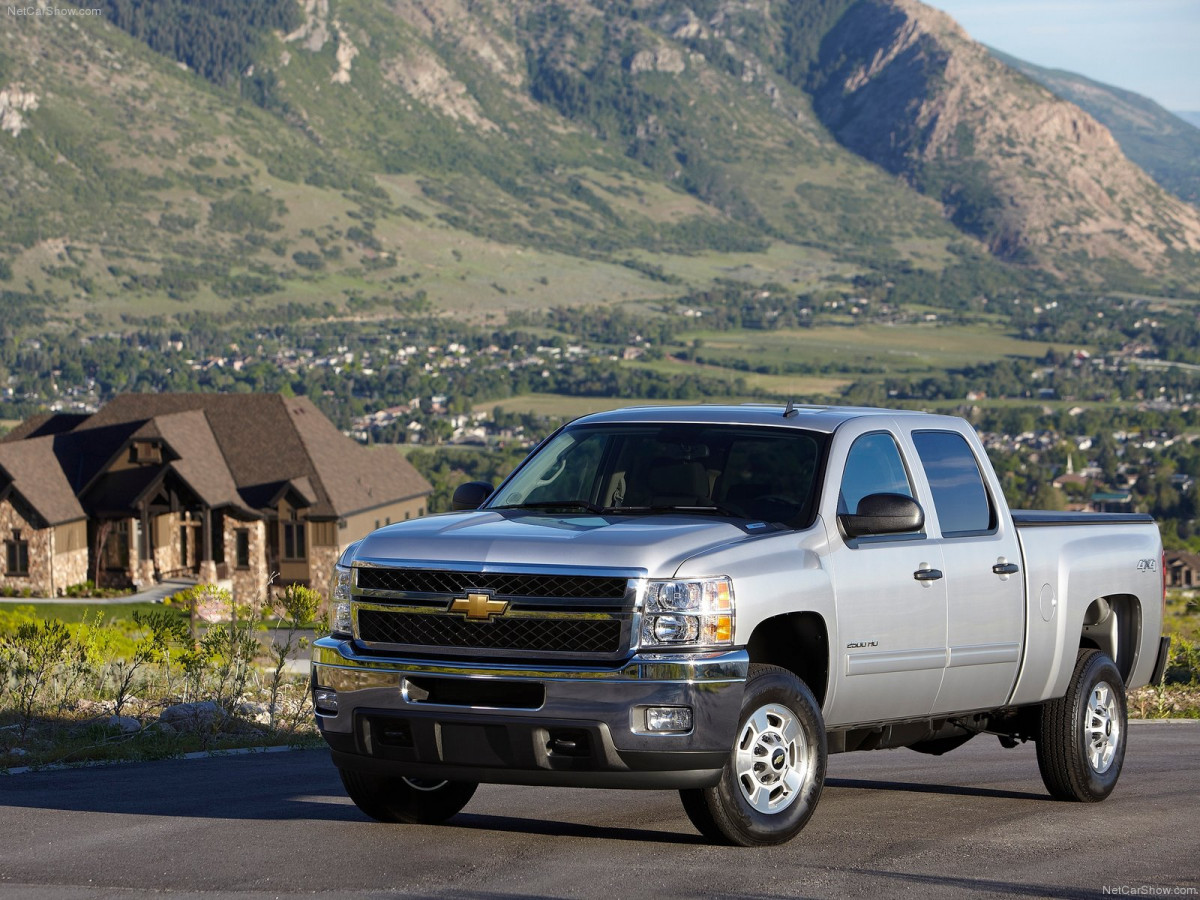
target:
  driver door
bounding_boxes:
[822,426,948,727]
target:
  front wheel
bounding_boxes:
[1036,649,1127,802]
[680,664,827,846]
[338,769,477,824]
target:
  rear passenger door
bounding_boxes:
[909,429,1024,714]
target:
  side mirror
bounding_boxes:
[838,493,924,538]
[452,481,494,511]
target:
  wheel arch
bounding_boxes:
[744,611,830,706]
[1079,593,1141,683]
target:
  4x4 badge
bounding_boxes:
[450,592,509,621]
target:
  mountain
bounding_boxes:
[0,0,965,330]
[1,0,1198,333]
[1177,112,1200,131]
[991,50,1200,208]
[806,0,1200,275]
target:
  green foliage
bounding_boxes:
[92,0,300,86]
[0,619,87,736]
[291,250,324,271]
[265,583,321,729]
[64,580,135,599]
[209,193,285,233]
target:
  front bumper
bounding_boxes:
[311,636,748,789]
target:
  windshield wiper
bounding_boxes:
[615,503,745,518]
[493,500,607,515]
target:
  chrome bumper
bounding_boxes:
[311,637,748,789]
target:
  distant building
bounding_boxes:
[0,394,431,601]
[1090,490,1133,513]
[1165,550,1200,590]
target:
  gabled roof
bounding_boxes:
[7,393,431,521]
[0,436,87,526]
[0,412,90,443]
[150,410,244,510]
[285,397,432,516]
[1165,550,1200,569]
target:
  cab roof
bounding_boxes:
[570,404,954,435]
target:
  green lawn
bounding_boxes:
[678,322,1088,375]
[0,602,183,631]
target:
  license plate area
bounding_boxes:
[404,676,545,710]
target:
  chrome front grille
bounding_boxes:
[351,565,636,660]
[357,609,622,654]
[356,568,628,601]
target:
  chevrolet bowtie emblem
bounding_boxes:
[449,592,509,621]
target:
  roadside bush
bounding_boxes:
[0,620,89,737]
[0,581,329,766]
[266,584,322,730]
[64,580,134,599]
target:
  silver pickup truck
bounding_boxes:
[311,404,1169,845]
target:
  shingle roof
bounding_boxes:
[285,397,432,516]
[16,393,431,519]
[1,412,89,443]
[148,410,245,510]
[0,436,87,525]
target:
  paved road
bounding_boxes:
[1,723,1196,899]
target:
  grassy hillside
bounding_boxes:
[0,0,967,333]
[0,0,1197,338]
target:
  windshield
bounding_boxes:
[488,423,827,528]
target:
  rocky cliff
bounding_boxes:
[809,0,1200,273]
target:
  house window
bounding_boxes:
[235,529,250,569]
[5,531,29,577]
[129,441,162,464]
[282,513,306,561]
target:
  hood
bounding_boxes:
[348,510,760,577]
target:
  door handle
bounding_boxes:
[992,562,1020,575]
[913,568,944,582]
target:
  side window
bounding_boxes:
[838,432,915,515]
[912,431,995,536]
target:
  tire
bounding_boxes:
[338,769,477,824]
[679,664,826,847]
[1036,648,1127,802]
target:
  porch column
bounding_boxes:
[198,506,218,583]
[136,503,155,588]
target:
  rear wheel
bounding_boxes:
[679,664,826,846]
[338,769,477,824]
[1036,649,1127,802]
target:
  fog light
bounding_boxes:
[645,706,692,733]
[314,688,338,714]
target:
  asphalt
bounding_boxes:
[0,721,1196,898]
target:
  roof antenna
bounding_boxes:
[783,398,798,418]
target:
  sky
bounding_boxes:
[927,0,1200,112]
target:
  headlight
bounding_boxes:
[331,564,352,636]
[640,576,734,649]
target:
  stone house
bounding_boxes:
[0,394,432,602]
